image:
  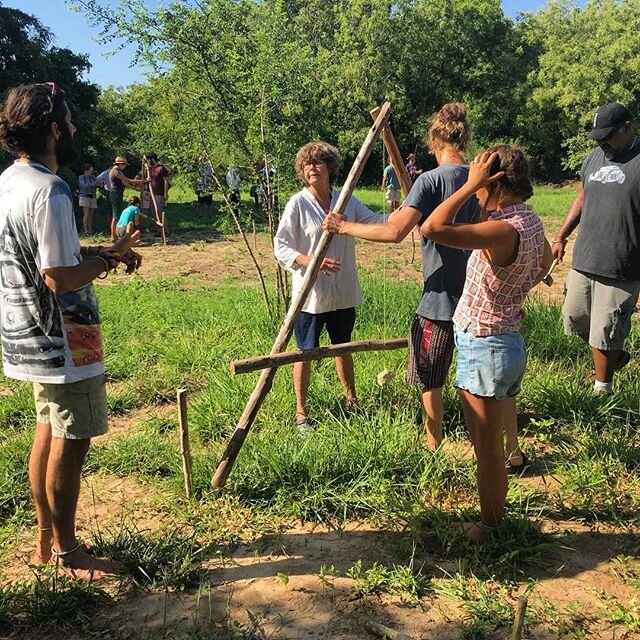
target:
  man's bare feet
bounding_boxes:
[53,545,119,581]
[31,528,54,564]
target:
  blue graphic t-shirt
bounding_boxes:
[0,161,104,383]
[573,138,640,280]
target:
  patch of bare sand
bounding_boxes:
[3,471,166,585]
[98,230,424,293]
[92,522,465,640]
[100,227,571,307]
[7,515,640,639]
[101,403,175,441]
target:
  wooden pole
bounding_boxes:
[510,596,528,640]
[211,102,394,488]
[370,106,416,262]
[231,338,408,375]
[144,156,167,246]
[370,107,412,198]
[177,388,194,499]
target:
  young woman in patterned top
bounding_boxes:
[422,146,552,541]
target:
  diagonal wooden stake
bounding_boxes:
[370,106,416,261]
[211,102,393,488]
[370,106,412,198]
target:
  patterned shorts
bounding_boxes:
[406,315,455,390]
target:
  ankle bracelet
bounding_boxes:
[51,542,82,558]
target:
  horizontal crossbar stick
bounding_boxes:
[231,338,408,375]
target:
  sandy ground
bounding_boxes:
[3,226,639,640]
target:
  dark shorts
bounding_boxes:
[294,308,356,351]
[197,193,212,205]
[109,189,124,219]
[406,315,455,390]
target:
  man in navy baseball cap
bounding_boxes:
[589,102,632,140]
[552,100,640,398]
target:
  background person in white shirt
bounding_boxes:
[274,141,381,431]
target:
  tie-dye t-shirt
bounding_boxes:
[0,161,104,383]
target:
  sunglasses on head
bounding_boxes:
[41,82,64,99]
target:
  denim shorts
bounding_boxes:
[454,327,526,400]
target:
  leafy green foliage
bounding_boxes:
[522,0,640,173]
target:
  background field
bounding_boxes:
[1,185,639,640]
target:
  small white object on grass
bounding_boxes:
[377,369,395,386]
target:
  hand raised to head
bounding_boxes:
[467,151,505,191]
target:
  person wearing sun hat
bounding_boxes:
[108,155,147,241]
[552,102,640,395]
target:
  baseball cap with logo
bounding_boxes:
[589,103,632,140]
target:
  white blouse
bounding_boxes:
[274,188,383,314]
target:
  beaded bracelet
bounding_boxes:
[96,255,110,279]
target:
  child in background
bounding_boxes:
[115,196,142,238]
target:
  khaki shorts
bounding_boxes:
[386,188,401,204]
[33,374,108,440]
[563,269,640,350]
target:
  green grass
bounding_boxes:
[6,198,640,638]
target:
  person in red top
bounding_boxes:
[145,153,170,222]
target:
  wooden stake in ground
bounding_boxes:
[511,595,528,640]
[211,102,394,488]
[177,388,194,499]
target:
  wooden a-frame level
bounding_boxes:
[212,102,414,488]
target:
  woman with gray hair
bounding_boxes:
[274,141,382,434]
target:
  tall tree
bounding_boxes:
[522,0,640,174]
[0,3,100,173]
